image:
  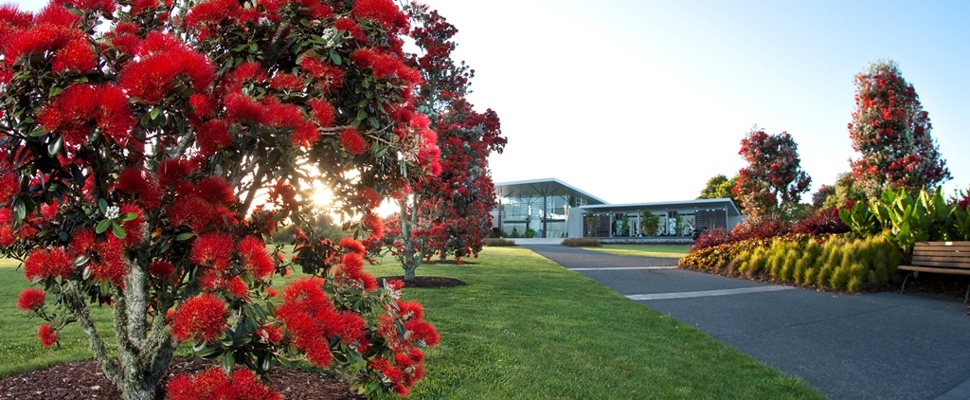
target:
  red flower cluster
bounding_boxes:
[351,48,421,84]
[276,278,368,367]
[170,294,228,343]
[190,232,234,272]
[166,367,282,400]
[23,247,74,281]
[238,236,274,282]
[16,288,46,311]
[169,176,238,233]
[371,299,440,397]
[195,120,232,156]
[339,128,369,155]
[119,32,215,105]
[114,167,163,209]
[299,56,345,92]
[335,239,377,290]
[351,0,408,31]
[38,83,135,148]
[38,323,57,348]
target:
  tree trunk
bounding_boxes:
[399,197,423,283]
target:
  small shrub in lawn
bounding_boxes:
[561,238,601,247]
[483,238,516,246]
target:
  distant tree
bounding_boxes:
[698,174,741,211]
[849,60,950,198]
[378,4,506,281]
[732,128,812,220]
[820,173,868,210]
[812,185,836,209]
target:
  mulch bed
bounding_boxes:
[0,276,466,399]
[0,358,365,400]
[378,276,467,288]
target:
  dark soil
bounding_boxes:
[0,358,365,400]
[378,276,466,288]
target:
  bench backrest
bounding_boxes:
[912,242,970,269]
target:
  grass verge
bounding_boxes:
[585,244,692,259]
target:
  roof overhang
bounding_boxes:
[578,198,742,217]
[494,178,608,205]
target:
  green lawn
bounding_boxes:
[585,244,692,259]
[0,247,824,399]
[368,247,823,399]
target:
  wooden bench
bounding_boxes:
[899,241,970,302]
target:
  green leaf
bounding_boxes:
[120,212,138,222]
[149,106,161,121]
[95,219,111,234]
[13,200,26,225]
[47,137,63,156]
[111,222,126,239]
[222,350,235,371]
[98,198,108,215]
[329,49,341,65]
[176,232,196,241]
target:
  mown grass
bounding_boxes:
[585,244,692,259]
[368,247,824,399]
[0,247,824,399]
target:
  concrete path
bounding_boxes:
[522,244,970,400]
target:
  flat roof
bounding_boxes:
[494,178,608,205]
[579,198,742,217]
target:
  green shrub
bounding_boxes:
[779,249,798,281]
[803,267,817,285]
[794,254,811,284]
[829,267,849,290]
[483,238,516,246]
[562,238,601,247]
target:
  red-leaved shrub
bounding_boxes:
[792,208,850,235]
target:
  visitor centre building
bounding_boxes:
[491,178,744,239]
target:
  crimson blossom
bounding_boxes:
[0,0,441,399]
[732,128,811,220]
[376,4,507,281]
[848,60,950,198]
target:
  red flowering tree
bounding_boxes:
[849,60,950,198]
[375,4,505,281]
[1,0,440,399]
[732,128,811,220]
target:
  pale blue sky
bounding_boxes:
[420,0,970,204]
[11,0,970,204]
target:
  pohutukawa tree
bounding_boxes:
[0,0,442,399]
[373,4,506,282]
[849,60,950,198]
[732,128,811,220]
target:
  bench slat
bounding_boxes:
[916,242,970,250]
[904,260,970,269]
[913,255,970,264]
[898,265,970,276]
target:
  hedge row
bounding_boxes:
[680,234,903,293]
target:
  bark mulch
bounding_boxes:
[0,358,365,400]
[0,276,465,399]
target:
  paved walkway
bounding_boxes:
[522,244,970,400]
